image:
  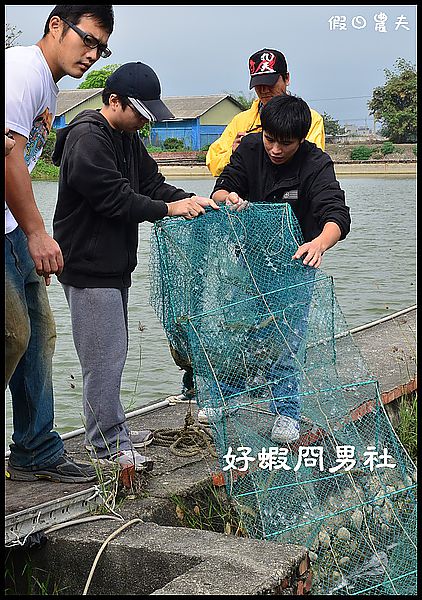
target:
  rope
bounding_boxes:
[82,518,144,595]
[152,405,217,458]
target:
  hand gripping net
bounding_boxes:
[150,203,417,596]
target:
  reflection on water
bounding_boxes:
[5,176,416,440]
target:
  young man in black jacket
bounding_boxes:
[52,62,219,470]
[201,94,351,444]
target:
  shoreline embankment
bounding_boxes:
[30,160,416,182]
[159,161,416,178]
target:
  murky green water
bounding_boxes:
[5,176,416,442]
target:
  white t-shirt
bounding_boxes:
[5,45,59,234]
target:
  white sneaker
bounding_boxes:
[129,430,154,448]
[97,449,154,472]
[197,407,223,424]
[197,405,239,424]
[271,415,300,444]
[166,393,195,404]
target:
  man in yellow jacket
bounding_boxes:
[206,48,325,177]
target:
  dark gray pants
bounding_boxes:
[62,285,131,457]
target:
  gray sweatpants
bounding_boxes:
[62,285,131,457]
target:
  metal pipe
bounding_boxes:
[60,399,170,441]
[5,399,170,458]
[347,305,416,334]
[307,305,416,347]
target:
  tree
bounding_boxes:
[5,23,22,48]
[228,91,255,110]
[322,112,346,137]
[368,58,417,143]
[78,64,121,89]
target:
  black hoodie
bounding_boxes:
[213,135,351,243]
[52,110,193,288]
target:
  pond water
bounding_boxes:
[5,175,416,443]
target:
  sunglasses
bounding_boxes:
[61,17,112,59]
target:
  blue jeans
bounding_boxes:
[210,309,310,421]
[212,265,315,422]
[266,297,312,420]
[5,227,63,468]
[169,342,195,399]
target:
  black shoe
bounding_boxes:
[6,453,97,483]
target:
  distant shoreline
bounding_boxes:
[158,162,417,178]
[31,160,416,181]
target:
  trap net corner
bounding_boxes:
[149,203,417,596]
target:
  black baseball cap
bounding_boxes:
[248,49,288,89]
[105,62,174,122]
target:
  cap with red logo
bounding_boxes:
[248,49,288,89]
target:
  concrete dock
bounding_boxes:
[4,306,417,595]
[5,400,312,595]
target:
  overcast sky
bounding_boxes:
[5,5,417,126]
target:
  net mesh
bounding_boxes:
[150,203,417,596]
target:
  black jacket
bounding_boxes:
[52,110,192,288]
[213,135,350,242]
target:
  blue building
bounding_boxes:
[148,95,244,150]
[53,88,104,129]
[54,91,244,150]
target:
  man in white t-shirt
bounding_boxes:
[5,5,114,483]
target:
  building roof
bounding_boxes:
[56,88,103,116]
[160,95,244,120]
[55,90,244,119]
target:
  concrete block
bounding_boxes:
[29,520,307,595]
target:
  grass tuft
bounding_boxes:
[396,393,417,463]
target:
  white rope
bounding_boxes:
[82,518,144,595]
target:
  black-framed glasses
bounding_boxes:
[61,17,112,59]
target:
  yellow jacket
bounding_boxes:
[206,98,325,177]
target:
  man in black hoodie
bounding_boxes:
[52,62,219,471]
[199,94,351,444]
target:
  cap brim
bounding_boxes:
[249,73,280,89]
[129,97,174,122]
